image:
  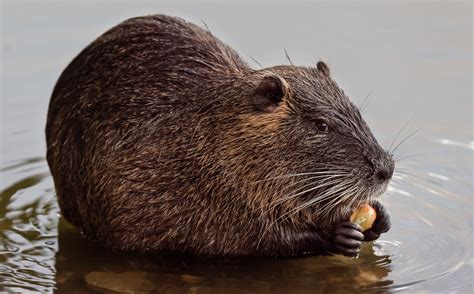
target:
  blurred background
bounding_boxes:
[1,1,472,293]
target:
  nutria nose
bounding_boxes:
[374,157,394,183]
[368,154,394,184]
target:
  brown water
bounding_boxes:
[1,1,473,293]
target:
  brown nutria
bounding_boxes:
[46,14,393,257]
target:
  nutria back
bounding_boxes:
[46,14,394,256]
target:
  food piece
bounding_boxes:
[350,204,376,231]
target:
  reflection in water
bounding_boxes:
[54,215,392,293]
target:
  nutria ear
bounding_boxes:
[317,61,330,78]
[252,75,288,112]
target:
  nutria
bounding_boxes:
[46,14,393,257]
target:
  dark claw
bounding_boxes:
[334,234,362,248]
[334,226,364,241]
[363,230,380,242]
[341,221,364,232]
[332,221,363,257]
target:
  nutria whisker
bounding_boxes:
[284,49,294,66]
[393,170,419,180]
[257,180,356,248]
[326,196,357,223]
[318,183,360,219]
[253,170,351,183]
[256,174,350,213]
[260,175,352,214]
[389,183,408,196]
[286,180,358,219]
[299,184,358,220]
[391,129,420,155]
[256,185,356,248]
[358,90,373,113]
[248,55,263,68]
[279,176,351,203]
[255,174,350,189]
[330,180,369,213]
[388,122,410,153]
[272,173,349,196]
[393,154,421,162]
[322,184,366,223]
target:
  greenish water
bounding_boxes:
[1,1,473,293]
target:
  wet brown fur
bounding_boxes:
[46,15,393,256]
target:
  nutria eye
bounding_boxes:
[315,120,329,133]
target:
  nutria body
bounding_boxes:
[46,14,393,257]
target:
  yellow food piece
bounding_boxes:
[350,204,376,231]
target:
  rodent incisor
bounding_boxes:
[46,15,394,257]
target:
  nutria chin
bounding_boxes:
[46,14,393,257]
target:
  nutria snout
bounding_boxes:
[371,154,395,184]
[46,14,393,257]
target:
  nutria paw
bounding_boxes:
[332,222,364,257]
[363,201,391,241]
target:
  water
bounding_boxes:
[1,1,472,293]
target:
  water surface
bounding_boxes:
[1,1,472,293]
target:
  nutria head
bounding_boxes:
[215,61,394,228]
